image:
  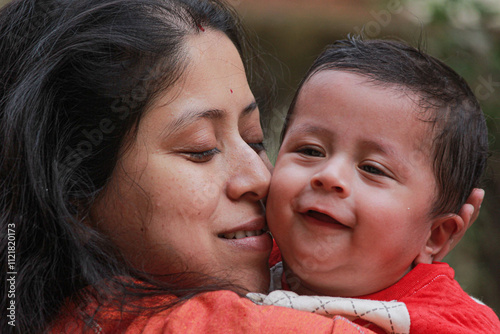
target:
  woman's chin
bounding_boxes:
[233,262,271,293]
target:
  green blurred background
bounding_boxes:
[1,0,498,314]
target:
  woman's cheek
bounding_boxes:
[152,167,221,221]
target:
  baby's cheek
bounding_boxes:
[267,169,294,214]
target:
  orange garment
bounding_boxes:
[51,290,377,333]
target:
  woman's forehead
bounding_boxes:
[135,30,256,137]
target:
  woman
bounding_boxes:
[0,0,380,333]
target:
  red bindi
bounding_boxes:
[230,89,233,94]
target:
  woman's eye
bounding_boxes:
[297,147,324,157]
[248,142,266,153]
[186,148,221,163]
[360,164,386,176]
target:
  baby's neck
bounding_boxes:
[282,260,416,297]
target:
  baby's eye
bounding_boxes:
[360,164,387,176]
[185,148,221,163]
[248,142,266,153]
[297,147,324,157]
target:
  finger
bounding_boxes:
[467,188,484,223]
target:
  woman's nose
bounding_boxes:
[226,143,271,202]
[310,159,351,198]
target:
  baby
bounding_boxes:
[253,38,500,334]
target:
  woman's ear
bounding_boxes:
[414,214,465,265]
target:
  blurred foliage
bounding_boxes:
[402,0,500,315]
[240,0,500,314]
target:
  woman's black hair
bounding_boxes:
[0,0,272,332]
[282,36,488,217]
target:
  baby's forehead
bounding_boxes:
[302,70,436,125]
[294,69,438,160]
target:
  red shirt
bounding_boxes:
[360,262,500,334]
[271,241,500,333]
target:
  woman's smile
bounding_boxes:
[217,216,272,251]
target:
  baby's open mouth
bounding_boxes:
[306,210,343,226]
[218,229,267,240]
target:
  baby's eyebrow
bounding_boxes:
[286,124,331,137]
[360,139,411,175]
[360,139,396,156]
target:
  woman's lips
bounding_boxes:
[218,228,267,239]
[217,216,268,239]
[218,231,272,252]
[217,217,272,252]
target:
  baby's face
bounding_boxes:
[267,70,437,297]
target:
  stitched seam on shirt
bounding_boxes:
[311,296,332,315]
[313,298,405,334]
[380,300,395,334]
[406,274,447,298]
[273,294,297,309]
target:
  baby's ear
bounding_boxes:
[414,214,465,265]
[433,188,484,261]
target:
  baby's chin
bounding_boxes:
[283,260,401,297]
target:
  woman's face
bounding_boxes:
[93,30,273,292]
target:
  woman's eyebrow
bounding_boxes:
[241,101,258,116]
[162,108,224,138]
[163,101,257,137]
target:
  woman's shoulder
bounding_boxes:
[50,289,377,333]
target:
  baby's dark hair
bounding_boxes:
[282,36,488,216]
